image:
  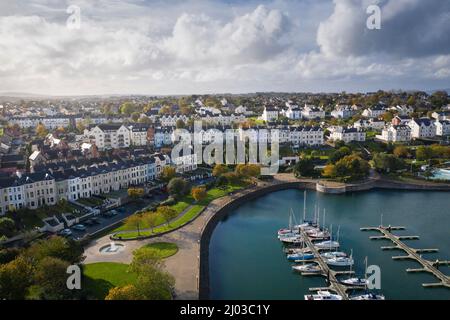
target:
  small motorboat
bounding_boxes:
[287,253,315,261]
[340,277,368,287]
[314,240,340,249]
[326,256,354,267]
[292,263,321,273]
[350,293,385,300]
[284,247,312,254]
[321,251,347,259]
[280,236,303,244]
[304,291,343,301]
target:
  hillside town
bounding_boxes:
[0,91,449,220]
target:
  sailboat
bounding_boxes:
[326,249,354,267]
[314,225,339,249]
[304,291,343,301]
[292,263,321,273]
[349,257,385,300]
[340,256,368,287]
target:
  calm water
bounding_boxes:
[209,189,450,300]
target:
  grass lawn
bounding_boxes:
[134,242,179,259]
[113,183,245,239]
[83,262,137,300]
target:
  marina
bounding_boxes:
[361,226,450,289]
[208,189,450,300]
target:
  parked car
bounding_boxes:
[58,229,72,237]
[72,224,86,231]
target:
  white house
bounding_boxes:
[302,104,325,120]
[331,105,355,119]
[362,104,386,118]
[435,120,450,136]
[408,118,436,139]
[377,125,412,143]
[261,106,279,122]
[84,124,131,150]
[330,127,366,143]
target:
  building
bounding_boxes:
[159,114,188,127]
[330,127,366,143]
[392,115,411,126]
[0,153,174,215]
[283,104,301,119]
[128,124,151,146]
[362,104,386,118]
[261,106,279,122]
[431,111,450,121]
[301,104,325,120]
[331,104,355,119]
[377,125,411,143]
[408,118,436,139]
[84,124,131,150]
[435,120,450,136]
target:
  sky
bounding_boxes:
[0,0,449,96]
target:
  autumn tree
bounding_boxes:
[124,214,143,236]
[393,146,409,158]
[157,206,177,226]
[143,213,159,234]
[36,123,48,138]
[106,285,141,300]
[212,164,230,177]
[161,166,176,182]
[128,187,145,199]
[191,187,207,203]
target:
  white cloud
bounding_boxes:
[0,0,449,95]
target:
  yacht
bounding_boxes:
[314,240,340,250]
[351,293,385,300]
[304,291,343,301]
[292,263,321,273]
[340,277,368,287]
[326,256,354,267]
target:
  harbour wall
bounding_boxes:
[198,176,450,299]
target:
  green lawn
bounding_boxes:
[83,262,137,300]
[134,242,178,259]
[113,184,245,240]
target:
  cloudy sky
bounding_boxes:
[1,0,449,95]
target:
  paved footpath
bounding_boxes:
[83,174,304,300]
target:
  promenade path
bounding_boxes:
[83,173,300,300]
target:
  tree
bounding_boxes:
[373,153,405,173]
[128,249,174,300]
[36,123,48,138]
[161,166,176,182]
[393,146,409,158]
[105,285,141,300]
[215,175,228,187]
[382,111,394,122]
[222,172,241,185]
[124,214,143,236]
[416,146,433,161]
[293,158,315,177]
[175,119,185,129]
[212,164,229,177]
[128,188,145,200]
[143,213,158,234]
[131,112,140,122]
[167,178,188,199]
[0,256,33,299]
[157,206,177,226]
[191,187,207,203]
[235,164,261,177]
[120,102,137,115]
[0,217,15,237]
[322,164,337,178]
[329,146,351,164]
[24,236,84,264]
[32,257,71,300]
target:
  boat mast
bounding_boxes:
[303,190,307,223]
[323,208,326,231]
[329,224,333,251]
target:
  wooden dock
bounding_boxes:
[299,229,356,300]
[361,226,450,289]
